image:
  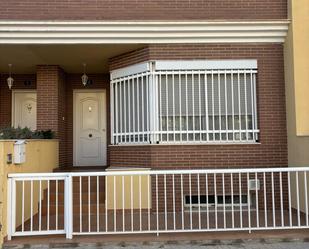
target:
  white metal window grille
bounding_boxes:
[111,60,259,145]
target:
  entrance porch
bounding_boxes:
[0,44,143,169]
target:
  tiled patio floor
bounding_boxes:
[4,230,309,248]
[16,209,308,233]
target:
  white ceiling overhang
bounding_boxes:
[0,20,290,44]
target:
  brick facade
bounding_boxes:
[0,0,287,20]
[109,44,287,170]
[0,44,287,170]
[36,65,67,165]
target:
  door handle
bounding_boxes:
[89,133,93,138]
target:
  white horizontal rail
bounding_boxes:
[8,167,309,178]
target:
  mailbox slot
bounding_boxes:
[14,140,26,164]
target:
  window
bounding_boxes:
[110,60,259,145]
[184,195,248,208]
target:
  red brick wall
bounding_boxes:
[0,0,287,20]
[109,44,287,169]
[37,65,67,166]
[0,74,36,127]
[65,73,110,167]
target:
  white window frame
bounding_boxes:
[110,60,259,145]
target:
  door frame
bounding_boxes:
[73,89,107,167]
[11,89,37,128]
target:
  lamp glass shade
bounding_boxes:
[81,73,88,86]
[7,76,14,89]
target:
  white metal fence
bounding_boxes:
[7,167,309,239]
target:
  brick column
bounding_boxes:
[36,65,66,166]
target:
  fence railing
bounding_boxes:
[7,167,309,239]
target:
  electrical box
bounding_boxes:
[248,179,260,191]
[14,140,26,164]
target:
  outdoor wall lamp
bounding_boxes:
[81,63,88,86]
[7,64,14,90]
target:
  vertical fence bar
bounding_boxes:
[159,74,162,141]
[271,172,275,227]
[305,171,308,226]
[288,172,292,227]
[56,179,58,231]
[296,172,300,226]
[172,72,175,142]
[79,177,82,233]
[189,173,193,230]
[218,72,221,141]
[22,180,25,232]
[179,72,182,142]
[111,82,114,144]
[231,173,234,229]
[186,74,189,141]
[146,75,149,142]
[192,72,195,142]
[255,173,259,228]
[222,173,226,229]
[231,71,235,141]
[7,178,14,240]
[105,175,108,232]
[122,175,125,232]
[224,71,228,141]
[124,79,127,143]
[128,79,131,143]
[156,174,159,233]
[30,180,33,232]
[88,176,91,232]
[139,175,142,231]
[166,72,169,142]
[206,173,209,229]
[205,71,209,141]
[148,174,151,231]
[119,79,124,143]
[65,175,73,239]
[115,82,118,143]
[39,180,42,231]
[164,174,167,230]
[247,173,251,231]
[280,172,284,227]
[250,70,255,139]
[198,72,202,141]
[197,173,201,230]
[239,173,243,228]
[47,180,50,231]
[97,176,99,232]
[214,173,217,229]
[133,79,135,142]
[142,75,145,142]
[113,175,116,232]
[253,74,258,140]
[237,70,241,141]
[131,175,134,232]
[137,76,140,143]
[244,71,248,141]
[173,174,176,230]
[181,174,184,230]
[264,172,267,228]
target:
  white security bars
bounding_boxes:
[7,167,309,239]
[110,60,259,145]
